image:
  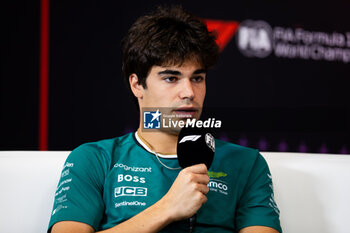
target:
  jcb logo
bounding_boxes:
[179,135,201,143]
[114,186,147,198]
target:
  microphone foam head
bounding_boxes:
[177,127,215,169]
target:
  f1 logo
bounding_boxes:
[179,135,201,143]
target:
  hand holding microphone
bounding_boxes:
[159,126,215,232]
[160,163,210,221]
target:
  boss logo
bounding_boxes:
[115,186,147,198]
[117,174,146,183]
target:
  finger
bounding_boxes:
[195,173,210,185]
[197,192,208,204]
[182,171,209,185]
[192,191,208,208]
[193,183,210,195]
[185,163,208,174]
[202,194,208,204]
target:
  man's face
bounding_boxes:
[139,59,206,127]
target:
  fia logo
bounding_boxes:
[237,20,273,58]
[205,133,215,153]
[143,110,161,129]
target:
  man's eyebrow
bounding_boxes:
[158,70,182,76]
[193,69,206,75]
[157,69,206,76]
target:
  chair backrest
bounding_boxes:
[0,151,69,233]
[0,151,349,233]
[263,152,350,233]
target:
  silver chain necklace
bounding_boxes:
[154,152,181,170]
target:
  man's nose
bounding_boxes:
[179,79,195,100]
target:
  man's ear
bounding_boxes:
[129,74,144,99]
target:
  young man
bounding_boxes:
[48,5,282,233]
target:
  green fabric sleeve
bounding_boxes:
[235,152,282,233]
[47,143,108,232]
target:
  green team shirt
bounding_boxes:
[48,132,282,233]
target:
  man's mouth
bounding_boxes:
[173,107,198,118]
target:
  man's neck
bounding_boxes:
[137,128,178,155]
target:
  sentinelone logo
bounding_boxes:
[143,109,222,129]
[204,19,350,63]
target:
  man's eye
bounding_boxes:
[164,77,178,82]
[192,76,205,82]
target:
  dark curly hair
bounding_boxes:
[122,5,219,109]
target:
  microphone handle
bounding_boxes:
[189,214,196,233]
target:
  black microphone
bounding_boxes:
[177,126,215,169]
[177,126,215,233]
